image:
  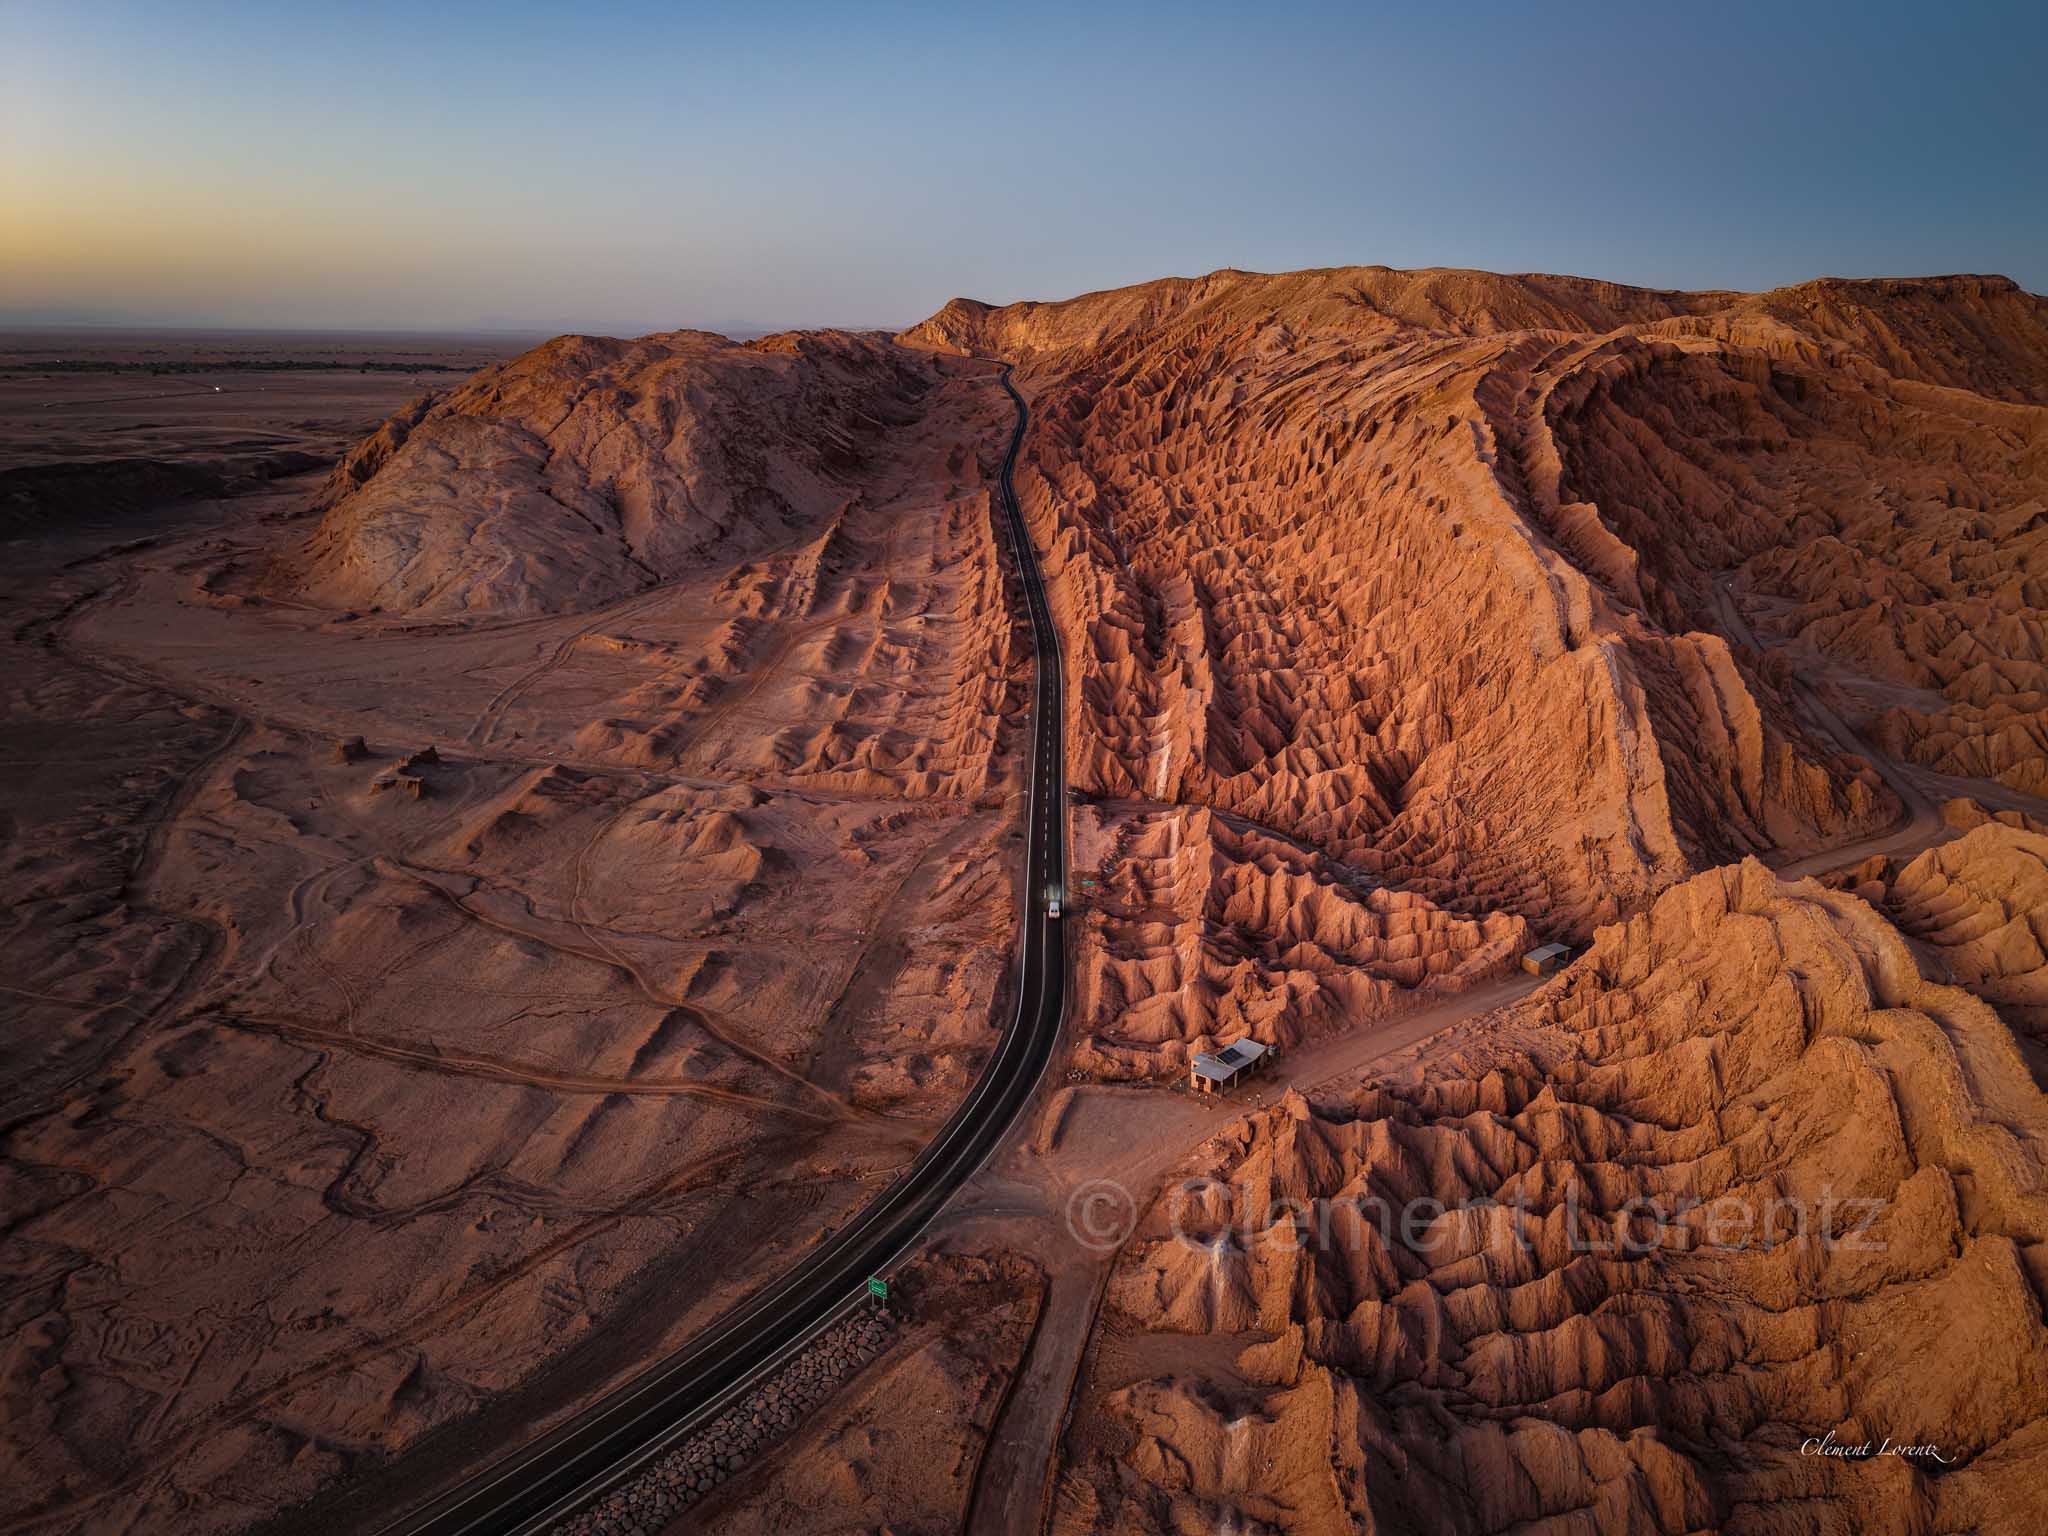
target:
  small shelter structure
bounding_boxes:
[1522,942,1570,976]
[1189,1037,1271,1094]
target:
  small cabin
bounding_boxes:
[1521,942,1570,976]
[1189,1037,1271,1094]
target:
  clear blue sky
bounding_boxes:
[4,0,2042,333]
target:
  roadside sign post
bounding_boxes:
[867,1276,888,1305]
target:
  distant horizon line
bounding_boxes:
[0,319,917,341]
[2,260,2037,344]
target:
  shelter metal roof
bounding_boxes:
[1191,1038,1269,1081]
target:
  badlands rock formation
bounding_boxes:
[8,265,2047,1536]
[1066,802,1525,1078]
[898,265,2048,1534]
[911,268,2048,934]
[1832,810,2048,1073]
[1068,851,2048,1534]
[283,331,933,617]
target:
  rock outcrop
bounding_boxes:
[1068,803,1525,1077]
[1832,818,2048,1072]
[283,331,936,617]
[908,266,2048,936]
[1074,850,2048,1534]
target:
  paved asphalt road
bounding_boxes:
[382,366,1067,1535]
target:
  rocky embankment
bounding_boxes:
[553,1307,897,1536]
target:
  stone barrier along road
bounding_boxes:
[551,1307,896,1536]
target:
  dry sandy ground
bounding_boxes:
[0,333,536,549]
[0,339,1030,1533]
[0,330,527,474]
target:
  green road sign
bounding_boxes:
[867,1276,888,1301]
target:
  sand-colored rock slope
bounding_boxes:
[281,331,933,617]
[1066,802,1526,1079]
[1063,847,2048,1534]
[910,268,2048,935]
[1833,804,2048,1074]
